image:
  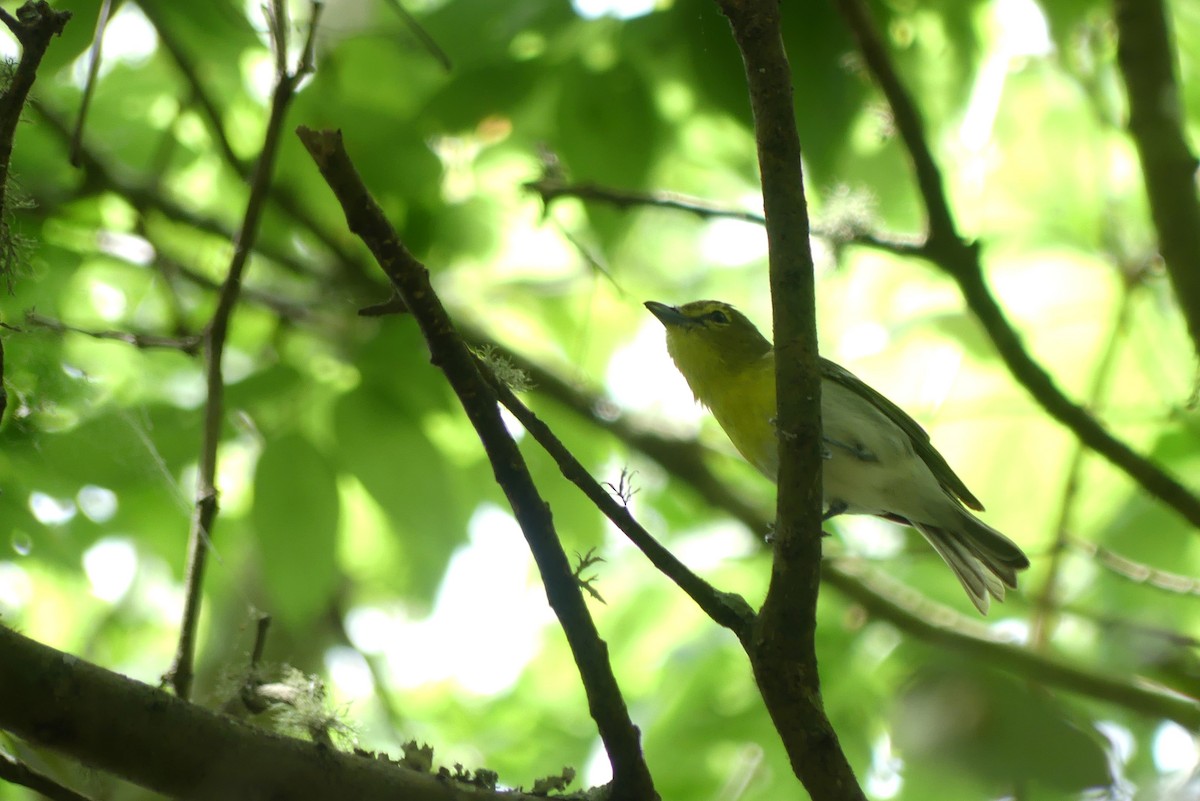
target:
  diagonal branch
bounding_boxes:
[296,126,658,801]
[133,0,249,175]
[1114,0,1200,356]
[823,562,1200,728]
[67,0,113,167]
[834,0,1200,531]
[481,361,756,637]
[165,0,323,702]
[0,749,92,801]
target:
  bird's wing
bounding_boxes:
[819,358,985,511]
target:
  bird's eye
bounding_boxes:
[706,310,730,325]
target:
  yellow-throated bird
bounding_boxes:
[646,299,1029,614]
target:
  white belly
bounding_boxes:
[760,378,954,526]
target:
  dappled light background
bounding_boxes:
[1,0,1199,798]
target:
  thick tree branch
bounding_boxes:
[716,1,863,798]
[297,126,658,801]
[1114,0,1200,355]
[835,0,1200,531]
[166,0,322,701]
[0,626,551,801]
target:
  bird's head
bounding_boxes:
[644,300,771,381]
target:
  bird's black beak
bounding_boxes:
[644,301,691,328]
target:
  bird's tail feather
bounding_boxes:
[913,512,1029,615]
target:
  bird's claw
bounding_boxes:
[822,500,848,521]
[823,436,878,463]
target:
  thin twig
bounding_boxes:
[25,311,202,354]
[834,0,1200,531]
[297,125,658,801]
[1059,602,1200,651]
[134,0,249,174]
[0,751,93,801]
[1113,0,1200,355]
[68,0,115,167]
[37,91,376,297]
[525,174,929,259]
[1073,537,1200,596]
[158,253,314,322]
[165,0,323,702]
[526,174,768,224]
[382,0,452,72]
[480,360,756,637]
[823,560,1200,728]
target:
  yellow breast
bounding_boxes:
[700,356,778,479]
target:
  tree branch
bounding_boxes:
[25,311,203,354]
[0,750,92,801]
[67,0,112,168]
[0,625,554,801]
[834,0,1200,531]
[0,0,71,289]
[166,0,322,702]
[524,173,929,259]
[297,126,658,801]
[480,360,757,638]
[716,0,863,798]
[1114,0,1200,356]
[822,563,1200,729]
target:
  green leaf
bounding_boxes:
[893,660,1113,794]
[252,434,341,632]
[332,383,470,601]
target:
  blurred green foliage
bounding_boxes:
[2,0,1199,799]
